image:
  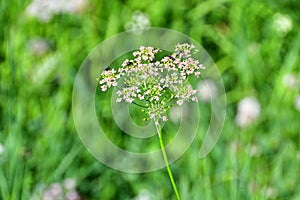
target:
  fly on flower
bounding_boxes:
[98,43,205,125]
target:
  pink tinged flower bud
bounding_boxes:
[178,62,183,69]
[116,90,122,96]
[177,100,184,106]
[112,82,117,86]
[101,85,107,91]
[193,60,199,65]
[145,90,151,95]
[142,55,148,60]
[126,98,134,103]
[162,116,168,121]
[192,96,198,102]
[138,94,144,100]
[116,98,122,102]
[194,71,201,77]
[189,89,197,95]
[118,67,124,73]
[149,54,154,61]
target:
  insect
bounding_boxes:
[167,55,175,60]
[104,66,110,71]
[175,50,183,56]
[125,60,134,66]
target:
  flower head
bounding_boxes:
[273,13,293,36]
[282,73,299,89]
[98,43,204,124]
[235,96,261,127]
[26,0,89,22]
[125,11,150,34]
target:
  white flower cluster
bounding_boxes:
[99,43,204,124]
[26,0,88,22]
[235,96,261,127]
[31,179,80,200]
[273,13,293,36]
[125,11,150,33]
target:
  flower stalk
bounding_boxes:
[155,123,181,200]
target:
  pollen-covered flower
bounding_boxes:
[98,43,204,125]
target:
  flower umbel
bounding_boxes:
[98,43,204,125]
[98,43,204,200]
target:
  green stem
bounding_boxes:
[155,124,181,200]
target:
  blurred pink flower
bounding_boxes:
[26,0,89,22]
[235,97,261,127]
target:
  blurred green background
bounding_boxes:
[1,0,300,199]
